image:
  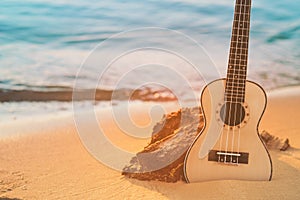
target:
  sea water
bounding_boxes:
[0,0,299,123]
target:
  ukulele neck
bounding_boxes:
[225,0,252,103]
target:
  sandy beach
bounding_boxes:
[0,86,300,200]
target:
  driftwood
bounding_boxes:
[122,107,290,183]
[260,130,290,151]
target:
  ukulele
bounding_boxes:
[184,0,272,182]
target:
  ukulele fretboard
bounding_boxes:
[225,0,252,103]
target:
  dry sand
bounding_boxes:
[0,87,300,199]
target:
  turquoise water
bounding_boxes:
[0,0,299,95]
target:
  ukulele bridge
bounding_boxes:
[208,150,249,164]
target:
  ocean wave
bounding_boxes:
[267,24,300,43]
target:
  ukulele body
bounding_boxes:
[184,79,272,183]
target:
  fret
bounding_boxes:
[228,61,248,66]
[233,20,250,23]
[226,86,245,90]
[235,3,251,7]
[226,79,247,84]
[230,49,248,56]
[226,87,245,92]
[227,69,246,76]
[226,82,245,88]
[227,78,246,82]
[227,71,247,75]
[226,92,245,96]
[230,39,249,44]
[226,79,245,84]
[224,100,244,103]
[234,7,251,13]
[235,5,251,14]
[228,65,248,69]
[225,88,245,94]
[225,93,245,98]
[230,47,249,49]
[230,40,249,45]
[229,57,248,62]
[230,41,248,47]
[233,21,250,26]
[227,82,246,88]
[225,94,244,99]
[226,84,246,89]
[227,69,247,76]
[228,63,248,67]
[236,2,251,5]
[225,94,245,101]
[229,53,248,57]
[231,37,250,43]
[232,26,250,30]
[229,52,248,57]
[226,86,245,91]
[232,34,248,38]
[231,35,249,42]
[233,14,250,22]
[230,42,248,49]
[227,81,246,86]
[228,66,247,72]
[234,12,250,16]
[230,51,248,56]
[229,54,248,59]
[225,94,245,99]
[225,89,245,95]
[236,0,251,4]
[235,14,250,21]
[229,57,248,60]
[228,64,248,67]
[226,86,246,92]
[229,58,248,63]
[230,47,249,51]
[228,73,247,77]
[229,55,248,59]
[231,35,249,39]
[229,60,247,65]
[225,97,245,103]
[229,54,248,60]
[229,58,247,62]
[226,85,246,90]
[232,28,250,33]
[233,21,250,29]
[227,64,247,69]
[226,83,246,88]
[225,95,244,100]
[227,70,247,75]
[230,53,249,58]
[230,41,249,45]
[230,50,248,55]
[227,74,247,78]
[225,97,244,103]
[229,58,247,63]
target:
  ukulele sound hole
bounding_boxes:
[220,102,245,126]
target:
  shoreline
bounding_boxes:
[0,85,300,199]
[1,85,299,139]
[0,87,177,102]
